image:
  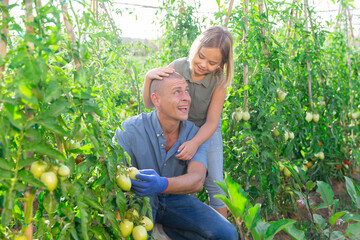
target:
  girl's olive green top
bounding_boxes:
[174,57,222,127]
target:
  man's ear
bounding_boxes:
[151,93,160,107]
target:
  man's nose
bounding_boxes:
[181,92,191,102]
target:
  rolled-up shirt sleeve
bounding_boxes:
[190,139,209,168]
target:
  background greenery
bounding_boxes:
[0,0,359,239]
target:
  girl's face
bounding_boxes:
[192,47,222,77]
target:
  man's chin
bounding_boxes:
[179,114,189,121]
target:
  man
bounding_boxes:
[115,72,238,240]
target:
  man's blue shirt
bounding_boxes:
[115,111,208,178]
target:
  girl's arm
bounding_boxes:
[142,63,175,109]
[176,81,227,160]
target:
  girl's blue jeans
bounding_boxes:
[154,194,238,240]
[205,123,226,209]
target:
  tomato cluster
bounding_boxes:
[116,167,154,239]
[30,161,70,192]
[120,208,153,239]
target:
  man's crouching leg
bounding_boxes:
[156,194,238,240]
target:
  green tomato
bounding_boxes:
[125,209,139,220]
[116,174,131,191]
[139,216,153,231]
[120,219,134,237]
[273,129,280,137]
[242,111,250,121]
[128,167,140,180]
[64,140,81,150]
[30,161,48,179]
[58,164,70,177]
[313,113,320,123]
[284,167,291,177]
[284,131,289,141]
[132,225,148,240]
[279,162,285,172]
[41,171,58,192]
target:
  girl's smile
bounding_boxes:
[192,47,222,78]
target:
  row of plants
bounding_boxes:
[0,0,152,239]
[155,0,360,238]
[1,0,359,239]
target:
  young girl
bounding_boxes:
[142,26,234,218]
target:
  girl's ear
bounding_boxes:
[151,93,160,107]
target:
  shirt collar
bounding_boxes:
[151,111,164,138]
[151,110,186,142]
[184,58,212,88]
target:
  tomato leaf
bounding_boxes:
[40,118,68,136]
[25,141,65,161]
[83,195,102,211]
[43,191,59,213]
[0,168,13,179]
[0,158,15,170]
[18,169,46,189]
[78,201,90,240]
[1,190,16,227]
[58,222,72,240]
[38,99,69,118]
[104,201,122,238]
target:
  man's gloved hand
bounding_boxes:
[131,169,168,197]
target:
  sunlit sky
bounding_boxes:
[112,0,360,40]
[8,0,360,40]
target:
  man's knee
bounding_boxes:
[205,220,238,240]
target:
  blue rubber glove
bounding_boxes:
[131,169,168,197]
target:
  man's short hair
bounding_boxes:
[150,72,184,96]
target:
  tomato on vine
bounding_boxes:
[139,216,154,231]
[58,164,70,177]
[132,225,148,240]
[116,173,131,191]
[30,161,48,179]
[120,219,134,237]
[125,209,139,221]
[128,167,140,180]
[40,172,58,192]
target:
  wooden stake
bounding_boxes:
[243,0,249,111]
[344,1,354,140]
[308,5,325,85]
[286,0,296,41]
[102,2,121,43]
[224,0,234,26]
[0,0,9,79]
[61,1,81,72]
[258,0,269,60]
[24,1,35,238]
[304,0,313,110]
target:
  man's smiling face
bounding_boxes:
[156,76,191,122]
